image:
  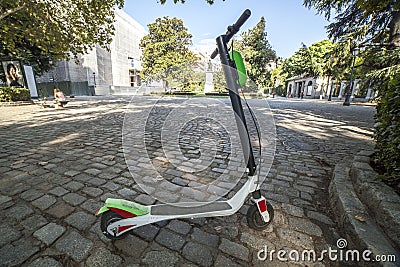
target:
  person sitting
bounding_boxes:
[54,88,68,107]
[54,88,66,100]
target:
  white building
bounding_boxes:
[286,75,376,101]
[286,75,327,98]
[36,9,147,96]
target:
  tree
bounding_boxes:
[281,40,335,78]
[236,17,276,89]
[159,0,221,4]
[282,46,311,78]
[303,0,400,46]
[304,0,400,180]
[0,0,124,75]
[139,16,197,89]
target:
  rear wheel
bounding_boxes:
[247,201,274,230]
[100,211,129,240]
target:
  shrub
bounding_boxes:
[0,87,31,102]
[374,73,400,180]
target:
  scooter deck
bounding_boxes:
[151,201,232,216]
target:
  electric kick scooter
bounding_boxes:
[96,9,274,239]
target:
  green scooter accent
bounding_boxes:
[229,50,247,86]
[96,198,150,216]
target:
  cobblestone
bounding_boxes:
[46,202,75,218]
[306,210,335,226]
[32,194,57,210]
[81,199,102,213]
[240,232,276,251]
[55,231,93,262]
[62,192,87,206]
[288,216,323,237]
[155,229,186,251]
[7,204,34,220]
[0,195,12,204]
[48,186,69,197]
[64,181,84,191]
[219,238,249,261]
[82,186,103,197]
[277,228,314,249]
[0,223,21,247]
[33,223,65,245]
[28,257,63,267]
[142,250,179,267]
[214,254,242,267]
[21,214,48,231]
[114,234,148,258]
[132,224,160,241]
[20,189,44,201]
[0,241,39,266]
[167,220,192,235]
[182,242,213,267]
[65,211,96,231]
[86,247,122,267]
[0,97,376,266]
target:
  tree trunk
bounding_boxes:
[389,10,400,47]
[163,80,169,92]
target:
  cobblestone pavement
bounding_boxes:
[0,96,376,266]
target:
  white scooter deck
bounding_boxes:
[106,175,257,235]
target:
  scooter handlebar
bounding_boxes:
[210,9,251,59]
[231,9,251,35]
[211,49,219,59]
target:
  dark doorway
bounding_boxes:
[297,83,302,97]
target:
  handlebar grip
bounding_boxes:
[211,48,219,59]
[233,9,251,30]
[210,9,251,59]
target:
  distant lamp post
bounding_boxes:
[343,47,360,106]
[49,59,56,89]
[92,72,96,96]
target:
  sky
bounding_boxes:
[123,0,330,59]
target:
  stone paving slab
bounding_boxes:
[0,97,377,266]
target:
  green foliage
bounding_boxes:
[140,17,197,87]
[0,87,30,102]
[281,40,337,78]
[235,17,276,89]
[374,73,400,180]
[159,0,222,4]
[269,85,286,97]
[0,0,124,75]
[304,0,400,181]
[270,65,286,89]
[303,0,400,46]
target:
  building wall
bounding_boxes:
[35,9,147,96]
[287,75,330,98]
[110,9,146,88]
[286,76,374,101]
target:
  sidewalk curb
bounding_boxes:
[350,151,400,251]
[329,156,399,266]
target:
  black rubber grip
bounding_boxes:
[210,9,251,59]
[211,48,219,59]
[233,9,251,31]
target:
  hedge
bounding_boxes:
[0,87,31,102]
[374,73,400,180]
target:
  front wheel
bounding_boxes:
[100,211,129,240]
[247,201,274,230]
